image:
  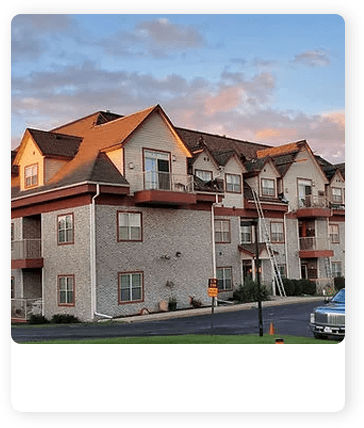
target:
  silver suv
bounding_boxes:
[310,288,345,340]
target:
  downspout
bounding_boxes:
[90,184,113,320]
[211,194,218,278]
[284,212,290,279]
[211,194,219,307]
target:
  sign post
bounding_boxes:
[208,278,218,332]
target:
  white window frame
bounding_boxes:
[119,272,143,303]
[226,173,241,193]
[24,164,38,188]
[329,224,340,243]
[195,169,213,182]
[117,212,142,241]
[261,178,275,197]
[215,219,231,243]
[216,267,233,291]
[58,214,74,245]
[271,222,284,243]
[332,187,343,203]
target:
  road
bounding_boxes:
[11,300,324,343]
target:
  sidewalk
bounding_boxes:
[109,296,324,324]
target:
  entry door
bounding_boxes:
[242,260,253,283]
[301,263,308,279]
[144,150,170,190]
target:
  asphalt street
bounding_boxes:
[11,300,324,343]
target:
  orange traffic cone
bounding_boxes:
[269,322,275,335]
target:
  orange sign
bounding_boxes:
[208,287,218,297]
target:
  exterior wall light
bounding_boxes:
[176,251,182,257]
[129,162,135,169]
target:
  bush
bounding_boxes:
[301,279,316,295]
[50,314,80,324]
[189,296,202,308]
[334,276,345,291]
[292,279,303,296]
[282,278,295,296]
[233,280,270,303]
[28,314,49,325]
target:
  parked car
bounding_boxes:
[310,288,345,340]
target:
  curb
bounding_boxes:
[109,296,324,324]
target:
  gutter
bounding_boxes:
[89,184,113,320]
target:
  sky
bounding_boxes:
[11,14,345,163]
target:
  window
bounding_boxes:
[261,178,275,196]
[58,214,74,245]
[24,164,38,188]
[332,187,343,203]
[331,262,342,278]
[226,174,241,193]
[271,222,284,243]
[118,212,142,241]
[11,277,15,299]
[195,169,213,182]
[119,272,143,303]
[216,267,232,291]
[240,224,252,244]
[278,265,286,279]
[329,224,340,243]
[58,275,75,306]
[215,219,230,243]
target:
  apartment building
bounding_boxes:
[11,105,345,321]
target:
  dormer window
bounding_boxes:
[24,164,38,188]
[226,173,241,193]
[261,178,275,197]
[332,187,343,204]
[195,169,213,182]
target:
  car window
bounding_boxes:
[331,288,345,304]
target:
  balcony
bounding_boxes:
[11,298,43,321]
[298,237,334,258]
[294,195,331,218]
[134,172,197,206]
[11,239,43,269]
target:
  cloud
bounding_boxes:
[97,18,207,59]
[11,60,344,163]
[136,18,206,49]
[11,15,75,62]
[293,49,331,67]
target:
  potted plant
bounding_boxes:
[168,296,177,311]
[165,281,177,311]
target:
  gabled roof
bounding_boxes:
[27,129,82,158]
[47,105,158,188]
[244,156,281,178]
[256,141,306,159]
[176,127,270,162]
[12,104,194,198]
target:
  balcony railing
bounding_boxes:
[133,171,194,193]
[297,194,329,209]
[299,237,331,251]
[11,298,43,320]
[11,239,42,260]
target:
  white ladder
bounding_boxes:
[252,189,286,298]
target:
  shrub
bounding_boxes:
[233,280,270,303]
[334,276,345,291]
[28,314,49,325]
[292,279,303,296]
[301,279,316,295]
[189,296,202,308]
[50,314,80,324]
[282,278,295,296]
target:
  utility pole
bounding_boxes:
[254,219,264,337]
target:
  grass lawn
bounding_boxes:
[23,334,338,344]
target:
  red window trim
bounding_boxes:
[118,271,144,305]
[57,213,74,246]
[57,274,75,307]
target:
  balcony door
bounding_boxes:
[144,150,170,190]
[298,178,312,207]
